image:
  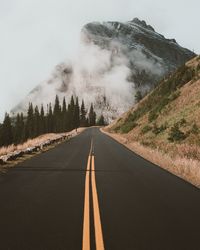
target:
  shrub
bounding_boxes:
[190,123,199,135]
[168,123,186,142]
[152,123,167,135]
[113,125,121,132]
[120,121,137,133]
[168,90,180,102]
[141,125,152,134]
[178,118,187,126]
[135,90,143,102]
[148,111,158,122]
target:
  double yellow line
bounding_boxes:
[82,140,105,250]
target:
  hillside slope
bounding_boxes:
[107,55,200,187]
[12,18,195,121]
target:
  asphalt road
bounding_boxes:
[0,127,200,250]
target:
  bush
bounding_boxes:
[141,125,152,134]
[168,90,180,102]
[190,123,199,135]
[148,111,158,122]
[168,123,186,142]
[135,90,143,103]
[178,118,187,126]
[152,123,167,135]
[120,121,137,133]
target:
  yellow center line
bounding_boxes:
[91,155,105,250]
[82,140,93,250]
[82,139,105,250]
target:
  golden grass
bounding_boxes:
[0,128,85,157]
[0,134,59,156]
[102,129,200,188]
[106,56,200,188]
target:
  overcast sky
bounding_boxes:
[0,0,199,120]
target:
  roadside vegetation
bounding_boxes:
[107,56,200,187]
[116,63,196,134]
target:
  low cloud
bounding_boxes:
[13,33,164,122]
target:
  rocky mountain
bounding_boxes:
[82,18,194,83]
[12,18,195,121]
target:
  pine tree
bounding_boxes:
[68,95,75,130]
[33,106,40,137]
[47,103,54,132]
[40,105,45,134]
[1,113,13,146]
[88,103,96,126]
[25,103,34,139]
[62,97,68,132]
[20,113,25,142]
[14,113,20,144]
[14,113,24,144]
[0,123,3,147]
[97,114,106,126]
[74,97,80,129]
[85,118,89,127]
[53,95,62,132]
[80,100,87,127]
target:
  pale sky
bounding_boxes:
[0,0,199,120]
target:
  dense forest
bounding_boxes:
[0,95,106,147]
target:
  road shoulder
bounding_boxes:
[101,128,200,189]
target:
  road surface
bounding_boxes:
[0,128,199,250]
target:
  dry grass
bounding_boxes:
[0,128,85,157]
[102,129,200,188]
[0,134,59,157]
[105,56,200,188]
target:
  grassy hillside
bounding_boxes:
[107,56,200,186]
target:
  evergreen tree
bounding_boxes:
[68,95,75,130]
[33,106,40,137]
[20,113,25,142]
[85,118,89,127]
[53,95,62,132]
[47,103,54,132]
[88,103,96,126]
[1,113,13,146]
[0,123,3,147]
[14,113,24,144]
[97,114,106,126]
[62,97,68,132]
[25,103,34,139]
[74,97,80,129]
[80,100,87,127]
[40,105,45,134]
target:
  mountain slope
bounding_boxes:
[12,18,195,121]
[108,55,200,186]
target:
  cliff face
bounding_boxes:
[12,18,195,121]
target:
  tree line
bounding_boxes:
[0,95,106,147]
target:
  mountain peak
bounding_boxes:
[130,18,155,32]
